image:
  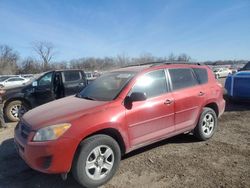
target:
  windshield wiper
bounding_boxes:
[82,96,96,101]
[75,93,82,98]
[75,93,95,100]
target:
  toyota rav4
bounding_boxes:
[14,63,225,187]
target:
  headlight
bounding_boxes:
[33,123,71,141]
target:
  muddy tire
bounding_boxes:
[73,135,121,188]
[194,107,217,141]
[5,100,29,122]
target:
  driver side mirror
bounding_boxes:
[32,81,38,87]
[130,92,147,102]
[124,92,147,110]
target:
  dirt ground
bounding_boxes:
[0,80,249,188]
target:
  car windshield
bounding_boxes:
[78,71,136,101]
[0,76,10,82]
[213,68,220,72]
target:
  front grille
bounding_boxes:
[19,122,31,140]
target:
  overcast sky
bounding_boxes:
[0,0,249,61]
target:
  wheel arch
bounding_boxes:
[85,128,126,156]
[4,97,32,110]
[70,127,127,173]
[204,102,219,117]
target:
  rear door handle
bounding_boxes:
[164,99,173,105]
[198,91,205,96]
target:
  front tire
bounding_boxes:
[194,107,217,141]
[73,135,121,188]
[5,100,29,122]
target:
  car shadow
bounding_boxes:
[123,133,198,159]
[1,99,249,187]
[224,97,250,112]
[0,133,199,187]
[0,138,82,188]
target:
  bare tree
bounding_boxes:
[177,53,191,62]
[0,45,19,75]
[32,41,55,71]
[116,53,130,67]
[132,53,156,65]
[19,57,42,74]
[168,53,176,61]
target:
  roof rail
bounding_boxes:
[122,60,203,68]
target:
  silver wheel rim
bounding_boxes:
[10,104,26,119]
[202,113,214,136]
[85,145,114,181]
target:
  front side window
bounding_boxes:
[38,72,53,86]
[79,71,135,101]
[169,68,198,91]
[130,70,168,99]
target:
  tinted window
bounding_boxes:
[193,68,208,84]
[169,68,198,90]
[38,72,53,86]
[64,71,81,82]
[131,70,167,99]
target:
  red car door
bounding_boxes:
[125,69,175,147]
[168,68,205,132]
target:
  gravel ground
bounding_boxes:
[0,79,249,188]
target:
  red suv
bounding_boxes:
[14,63,225,187]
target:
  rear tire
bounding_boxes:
[5,100,29,122]
[194,107,217,141]
[73,135,121,188]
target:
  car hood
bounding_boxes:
[23,96,109,130]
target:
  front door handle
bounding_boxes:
[198,91,205,96]
[164,99,173,105]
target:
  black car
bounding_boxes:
[2,69,87,122]
[240,61,250,71]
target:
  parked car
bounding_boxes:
[213,67,232,79]
[85,72,97,84]
[2,69,87,122]
[225,71,250,100]
[239,61,250,71]
[0,76,29,88]
[14,63,225,187]
[0,76,11,81]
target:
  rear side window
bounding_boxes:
[131,69,167,99]
[193,68,208,84]
[8,78,21,82]
[169,68,198,90]
[64,71,81,82]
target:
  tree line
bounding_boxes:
[0,42,248,75]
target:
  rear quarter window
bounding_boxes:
[193,68,208,84]
[63,71,81,82]
[169,68,198,90]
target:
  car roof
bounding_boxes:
[112,62,207,73]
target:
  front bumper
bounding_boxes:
[14,123,79,174]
